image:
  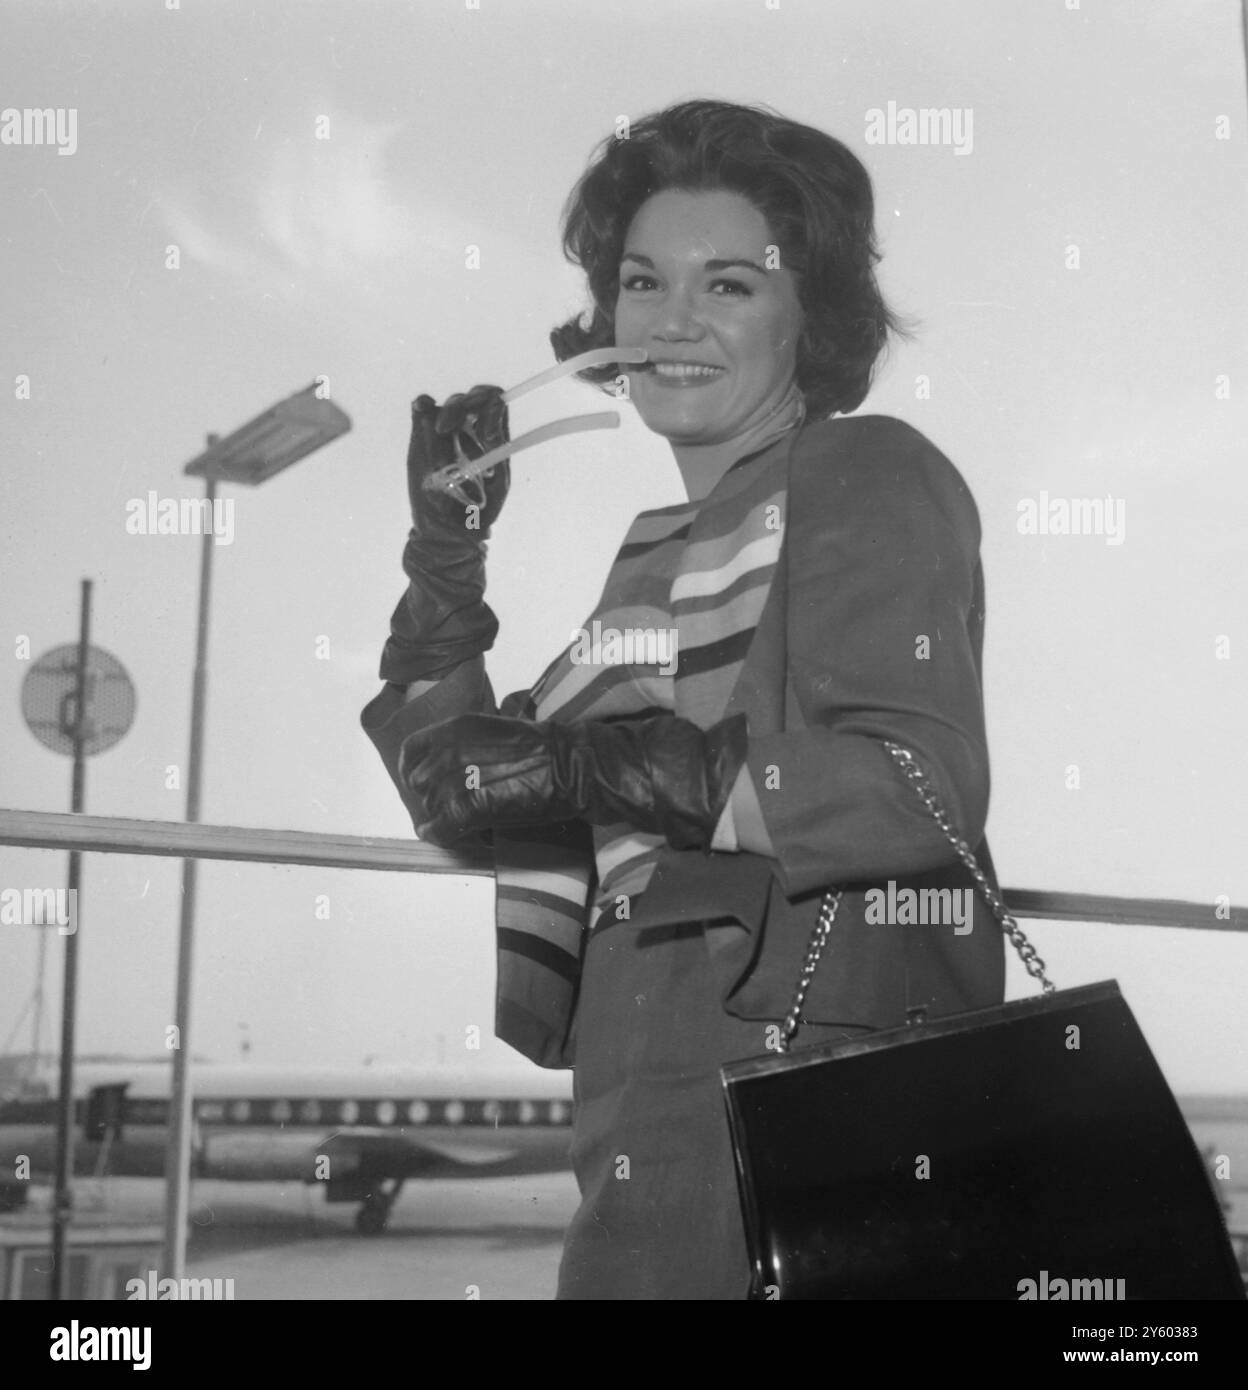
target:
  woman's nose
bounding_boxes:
[650,289,704,341]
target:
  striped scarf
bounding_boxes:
[492,434,794,1067]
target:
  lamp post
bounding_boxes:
[162,383,350,1280]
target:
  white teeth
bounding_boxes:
[652,363,722,377]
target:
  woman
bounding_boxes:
[361,99,1004,1299]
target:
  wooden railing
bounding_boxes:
[1,807,1244,933]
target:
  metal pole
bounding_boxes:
[51,578,91,1300]
[162,472,216,1280]
[32,927,48,1063]
[1243,0,1248,124]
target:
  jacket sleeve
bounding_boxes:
[746,415,991,898]
[359,655,546,834]
[359,655,496,834]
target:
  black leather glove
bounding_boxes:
[398,711,749,850]
[379,385,511,685]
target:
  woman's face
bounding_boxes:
[613,188,804,446]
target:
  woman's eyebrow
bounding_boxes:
[619,250,770,274]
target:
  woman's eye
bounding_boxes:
[621,274,658,292]
[710,278,752,297]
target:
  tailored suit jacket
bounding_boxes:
[361,413,1005,1049]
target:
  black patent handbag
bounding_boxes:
[721,742,1246,1301]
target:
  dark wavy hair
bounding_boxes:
[550,99,911,419]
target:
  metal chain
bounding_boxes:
[778,741,1055,1051]
[882,741,1055,994]
[779,888,844,1052]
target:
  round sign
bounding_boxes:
[21,644,137,756]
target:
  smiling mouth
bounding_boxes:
[644,362,726,380]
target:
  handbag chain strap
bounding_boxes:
[778,741,1055,1053]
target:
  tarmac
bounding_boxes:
[12,1172,581,1300]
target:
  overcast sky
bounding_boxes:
[1,0,1245,1091]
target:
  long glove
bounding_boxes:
[398,711,749,850]
[379,385,511,685]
